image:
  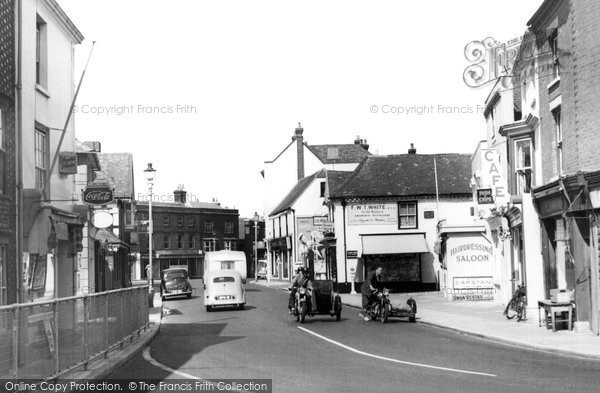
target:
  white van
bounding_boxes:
[203,250,248,284]
[204,270,246,311]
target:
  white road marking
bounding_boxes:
[142,347,202,380]
[297,326,497,377]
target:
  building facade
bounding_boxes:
[136,189,239,279]
[0,0,17,305]
[239,216,266,280]
[327,151,475,294]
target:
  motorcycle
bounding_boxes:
[289,286,312,323]
[365,288,392,323]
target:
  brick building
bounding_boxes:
[0,0,16,305]
[519,0,600,334]
[135,188,239,278]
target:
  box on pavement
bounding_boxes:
[550,288,571,303]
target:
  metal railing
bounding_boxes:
[0,286,149,379]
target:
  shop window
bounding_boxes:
[553,107,563,175]
[515,138,532,194]
[398,202,418,229]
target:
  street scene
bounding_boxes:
[1,0,600,392]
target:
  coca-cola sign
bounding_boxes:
[83,187,114,205]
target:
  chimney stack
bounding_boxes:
[294,122,304,180]
[83,141,101,152]
[354,135,369,151]
[173,185,187,203]
[408,143,417,154]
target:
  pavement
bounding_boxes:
[255,279,600,360]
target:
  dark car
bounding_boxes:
[161,268,193,300]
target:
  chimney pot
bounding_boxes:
[408,143,416,154]
[174,187,187,203]
[354,135,369,151]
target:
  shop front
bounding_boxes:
[268,236,291,280]
[143,249,204,279]
[533,173,600,334]
[359,233,433,292]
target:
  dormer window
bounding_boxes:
[327,147,339,159]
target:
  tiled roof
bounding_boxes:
[94,153,134,199]
[137,200,230,210]
[307,144,371,164]
[335,154,472,198]
[326,170,354,197]
[270,170,326,216]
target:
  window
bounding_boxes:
[0,109,5,195]
[188,235,195,249]
[327,147,339,159]
[177,235,183,249]
[515,139,533,194]
[320,181,326,197]
[245,226,250,235]
[35,16,47,87]
[398,202,417,229]
[34,127,48,189]
[162,235,170,249]
[203,240,215,252]
[551,32,560,79]
[224,241,236,251]
[163,216,170,226]
[224,221,234,234]
[0,245,6,305]
[177,217,183,227]
[553,107,563,175]
[204,221,214,234]
[188,217,195,227]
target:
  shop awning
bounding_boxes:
[361,234,429,255]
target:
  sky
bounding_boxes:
[56,0,543,218]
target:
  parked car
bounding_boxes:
[257,260,268,280]
[161,268,193,301]
[204,270,246,311]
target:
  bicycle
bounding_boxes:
[503,285,527,321]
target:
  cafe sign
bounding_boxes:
[83,186,114,205]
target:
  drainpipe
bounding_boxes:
[341,199,348,291]
[15,0,24,304]
[291,209,296,282]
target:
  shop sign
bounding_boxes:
[423,211,435,219]
[58,152,78,175]
[477,188,494,204]
[83,186,113,205]
[348,203,397,226]
[537,195,566,218]
[346,250,358,259]
[452,276,494,300]
[91,210,113,229]
[449,242,493,262]
[480,149,508,205]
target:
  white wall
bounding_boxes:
[334,197,473,286]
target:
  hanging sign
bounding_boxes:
[83,186,113,205]
[91,210,114,229]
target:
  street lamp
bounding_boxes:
[144,163,156,307]
[253,212,259,283]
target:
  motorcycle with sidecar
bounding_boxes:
[290,280,342,323]
[365,288,417,323]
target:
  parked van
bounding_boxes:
[204,250,247,283]
[204,270,246,311]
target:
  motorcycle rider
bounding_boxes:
[360,266,383,321]
[288,267,313,314]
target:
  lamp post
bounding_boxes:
[253,212,259,283]
[144,163,156,307]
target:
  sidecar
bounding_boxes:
[389,297,417,322]
[292,280,341,322]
